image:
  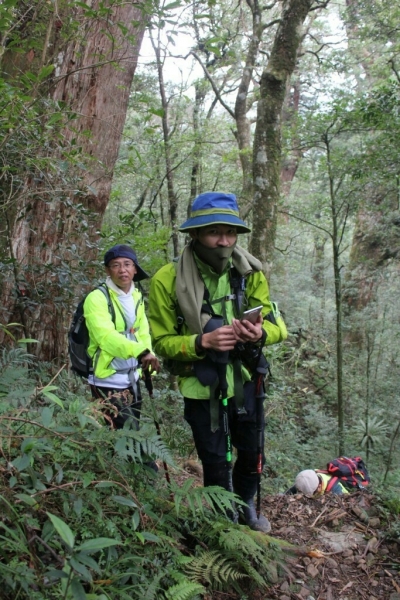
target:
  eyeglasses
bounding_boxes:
[108,261,136,271]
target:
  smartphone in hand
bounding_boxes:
[240,305,263,324]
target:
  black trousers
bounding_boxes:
[183,380,265,480]
[90,382,142,430]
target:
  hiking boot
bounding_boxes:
[233,470,272,533]
[239,498,271,533]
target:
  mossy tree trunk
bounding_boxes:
[250,0,314,276]
[0,1,147,362]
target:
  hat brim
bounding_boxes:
[179,213,250,233]
[133,265,149,281]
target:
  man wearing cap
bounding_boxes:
[148,192,286,532]
[84,244,160,430]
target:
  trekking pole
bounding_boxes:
[143,368,171,485]
[216,362,238,522]
[255,369,266,518]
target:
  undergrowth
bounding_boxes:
[0,344,284,600]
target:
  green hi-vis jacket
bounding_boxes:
[316,472,349,496]
[83,286,152,380]
[148,259,284,399]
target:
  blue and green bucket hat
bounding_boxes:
[179,192,251,233]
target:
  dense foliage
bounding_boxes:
[0,337,286,599]
[2,0,400,597]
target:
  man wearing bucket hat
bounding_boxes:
[148,192,286,532]
[84,244,160,430]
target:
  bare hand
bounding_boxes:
[201,325,237,352]
[231,314,263,343]
[140,352,160,373]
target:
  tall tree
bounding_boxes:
[0,0,148,361]
[250,0,315,274]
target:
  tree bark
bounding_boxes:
[234,0,265,216]
[1,1,147,362]
[250,0,314,276]
[150,31,179,257]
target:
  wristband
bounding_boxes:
[195,334,204,353]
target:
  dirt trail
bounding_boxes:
[180,461,400,599]
[260,491,400,599]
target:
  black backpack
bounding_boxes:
[317,456,370,492]
[68,285,115,378]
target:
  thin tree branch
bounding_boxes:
[189,51,235,119]
[279,209,333,238]
[262,18,281,31]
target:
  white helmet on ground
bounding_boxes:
[295,470,319,496]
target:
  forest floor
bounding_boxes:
[179,461,400,600]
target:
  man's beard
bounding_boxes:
[193,240,236,274]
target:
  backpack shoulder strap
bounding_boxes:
[325,475,340,492]
[316,470,339,493]
[97,284,118,327]
[171,259,189,335]
[229,265,247,318]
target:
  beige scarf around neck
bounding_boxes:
[175,242,262,334]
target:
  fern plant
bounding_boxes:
[0,340,290,599]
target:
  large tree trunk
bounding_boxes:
[250,0,314,276]
[1,1,147,362]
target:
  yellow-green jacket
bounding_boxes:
[84,286,152,379]
[148,259,284,399]
[315,472,349,496]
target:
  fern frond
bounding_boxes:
[0,347,35,370]
[114,426,175,466]
[142,571,163,600]
[218,525,264,556]
[185,550,246,590]
[165,580,205,600]
[172,481,242,518]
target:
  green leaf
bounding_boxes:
[111,495,137,507]
[149,107,165,118]
[21,437,36,453]
[47,112,63,125]
[42,387,64,408]
[15,493,39,508]
[69,557,92,582]
[43,465,53,482]
[38,64,55,80]
[41,406,54,427]
[82,472,95,488]
[164,1,182,10]
[75,552,100,572]
[73,497,83,517]
[141,532,160,543]
[42,385,59,392]
[77,537,120,553]
[70,577,87,600]
[135,531,145,544]
[17,338,39,343]
[44,569,68,581]
[12,453,31,472]
[47,513,75,549]
[131,510,140,531]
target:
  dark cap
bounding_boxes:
[103,244,149,281]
